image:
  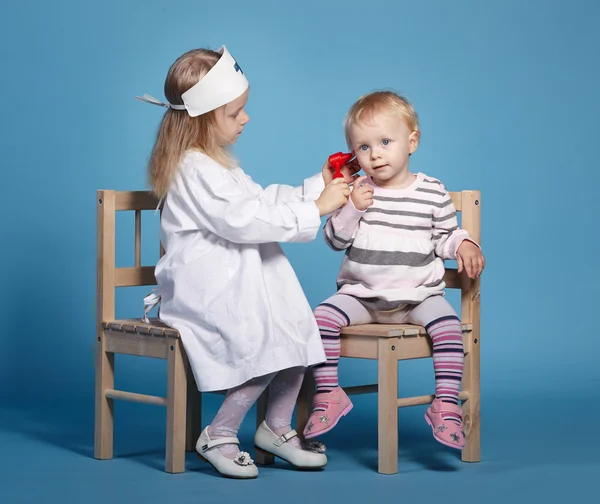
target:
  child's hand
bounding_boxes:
[456,241,485,279]
[315,178,350,216]
[350,176,374,211]
[322,157,361,185]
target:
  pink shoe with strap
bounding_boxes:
[425,398,466,449]
[303,386,353,440]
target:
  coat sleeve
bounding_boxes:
[240,171,325,204]
[171,159,321,244]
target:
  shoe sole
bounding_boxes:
[254,446,326,470]
[303,402,353,440]
[424,413,464,450]
[196,452,258,479]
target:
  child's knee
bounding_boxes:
[314,303,347,331]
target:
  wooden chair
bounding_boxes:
[94,190,275,473]
[296,190,481,474]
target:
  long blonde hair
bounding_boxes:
[148,49,235,198]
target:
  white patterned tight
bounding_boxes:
[208,367,304,459]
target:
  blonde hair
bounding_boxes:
[148,49,235,198]
[344,91,420,148]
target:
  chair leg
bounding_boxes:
[461,334,481,462]
[296,368,314,438]
[94,330,114,460]
[185,355,202,452]
[166,338,187,473]
[377,338,398,475]
[255,389,275,465]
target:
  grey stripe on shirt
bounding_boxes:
[366,207,431,219]
[372,195,452,208]
[324,232,347,251]
[432,227,459,239]
[416,187,446,196]
[361,219,432,231]
[330,229,353,244]
[346,247,436,267]
[432,212,456,222]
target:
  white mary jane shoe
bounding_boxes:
[254,421,327,469]
[196,426,258,479]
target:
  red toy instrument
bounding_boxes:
[328,152,354,179]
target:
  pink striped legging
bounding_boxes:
[313,294,464,405]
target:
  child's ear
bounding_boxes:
[409,130,420,154]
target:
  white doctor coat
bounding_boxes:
[154,151,327,392]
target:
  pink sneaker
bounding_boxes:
[424,398,466,449]
[303,386,353,440]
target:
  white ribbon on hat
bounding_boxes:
[135,93,186,110]
[135,45,248,117]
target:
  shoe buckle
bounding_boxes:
[274,430,297,447]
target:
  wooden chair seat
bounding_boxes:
[103,319,180,338]
[341,323,472,337]
[339,323,473,361]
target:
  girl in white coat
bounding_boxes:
[137,46,358,479]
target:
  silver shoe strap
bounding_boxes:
[274,429,298,447]
[200,436,240,453]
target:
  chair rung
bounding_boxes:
[105,389,167,406]
[344,384,378,396]
[397,391,470,409]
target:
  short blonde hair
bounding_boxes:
[148,49,235,198]
[344,91,420,148]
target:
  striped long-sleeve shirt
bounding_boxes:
[324,172,475,309]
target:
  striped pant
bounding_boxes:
[313,294,464,405]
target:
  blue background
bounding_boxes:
[1,0,598,502]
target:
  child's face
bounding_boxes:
[216,89,250,145]
[349,112,419,187]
